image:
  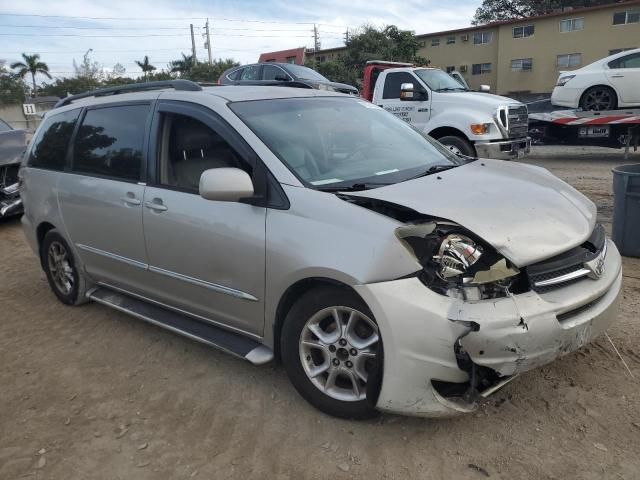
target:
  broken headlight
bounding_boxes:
[396,222,523,300]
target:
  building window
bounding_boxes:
[557,53,582,68]
[609,47,636,55]
[431,38,440,46]
[511,58,533,71]
[472,63,492,75]
[286,56,296,64]
[512,24,535,38]
[446,66,455,73]
[473,31,493,45]
[447,36,456,45]
[613,9,640,25]
[318,56,326,63]
[560,18,584,32]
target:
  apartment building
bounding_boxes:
[305,1,640,96]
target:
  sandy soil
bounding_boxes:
[1,146,639,480]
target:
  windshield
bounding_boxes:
[285,64,329,82]
[415,68,468,92]
[230,97,463,190]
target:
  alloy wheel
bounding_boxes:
[299,306,379,402]
[47,241,74,295]
[583,89,614,111]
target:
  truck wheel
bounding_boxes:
[437,135,476,157]
[580,86,617,111]
[281,286,381,419]
[41,229,91,306]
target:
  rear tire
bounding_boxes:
[436,135,476,157]
[281,286,382,420]
[41,229,90,306]
[580,86,617,111]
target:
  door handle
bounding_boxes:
[611,74,625,78]
[121,193,141,206]
[145,199,168,212]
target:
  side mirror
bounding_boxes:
[479,85,491,92]
[199,168,254,202]
[274,74,290,82]
[400,82,427,101]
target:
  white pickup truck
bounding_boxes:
[362,61,531,159]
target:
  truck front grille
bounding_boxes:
[507,105,529,139]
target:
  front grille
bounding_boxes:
[507,105,529,139]
[526,224,606,294]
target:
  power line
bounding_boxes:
[0,32,314,38]
[0,12,350,28]
[0,24,324,33]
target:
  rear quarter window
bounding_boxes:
[72,104,149,182]
[28,109,81,171]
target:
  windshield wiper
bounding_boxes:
[317,182,389,192]
[406,164,458,181]
[435,87,468,92]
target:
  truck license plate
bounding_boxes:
[579,126,610,138]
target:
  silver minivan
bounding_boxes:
[21,80,621,419]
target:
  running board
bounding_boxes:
[87,287,273,365]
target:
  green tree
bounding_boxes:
[309,25,429,87]
[169,53,195,76]
[135,55,156,81]
[188,58,240,82]
[472,0,624,24]
[10,53,51,97]
[0,60,27,105]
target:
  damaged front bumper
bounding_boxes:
[0,182,22,217]
[354,239,622,417]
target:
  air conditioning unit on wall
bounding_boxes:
[459,65,468,72]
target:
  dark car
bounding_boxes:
[0,118,27,218]
[218,63,358,95]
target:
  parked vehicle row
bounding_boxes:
[20,80,621,419]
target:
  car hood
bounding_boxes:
[313,80,359,94]
[346,159,596,266]
[0,129,28,167]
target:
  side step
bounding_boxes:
[87,287,273,365]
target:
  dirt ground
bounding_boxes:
[1,146,639,480]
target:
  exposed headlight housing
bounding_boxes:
[556,75,576,87]
[397,222,523,300]
[317,83,336,92]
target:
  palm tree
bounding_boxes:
[169,53,195,76]
[135,56,156,81]
[10,53,51,97]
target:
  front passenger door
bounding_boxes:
[380,72,431,130]
[141,101,266,336]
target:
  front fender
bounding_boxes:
[427,109,504,142]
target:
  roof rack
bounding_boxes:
[54,79,202,108]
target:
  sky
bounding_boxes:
[0,0,480,82]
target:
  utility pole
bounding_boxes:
[205,19,212,65]
[313,24,320,52]
[344,28,349,44]
[190,24,197,63]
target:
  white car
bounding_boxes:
[551,48,640,111]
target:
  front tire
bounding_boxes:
[436,135,476,157]
[41,229,90,305]
[281,287,382,419]
[580,86,617,111]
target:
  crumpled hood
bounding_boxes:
[347,160,596,266]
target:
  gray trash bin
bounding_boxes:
[612,163,640,258]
